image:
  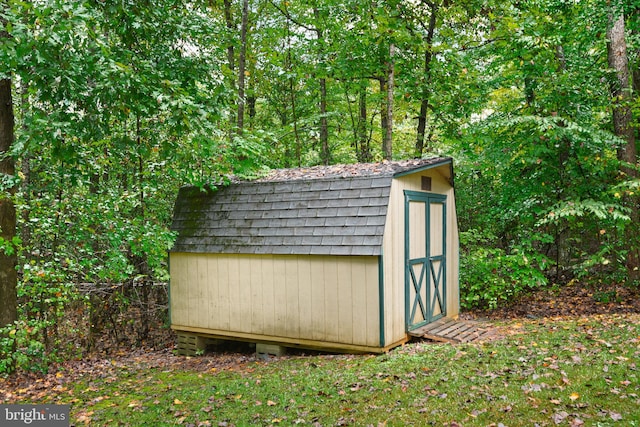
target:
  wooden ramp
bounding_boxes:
[408,318,493,344]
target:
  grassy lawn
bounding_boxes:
[4,314,640,426]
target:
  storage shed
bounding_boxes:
[169,157,459,353]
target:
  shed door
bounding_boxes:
[405,191,447,332]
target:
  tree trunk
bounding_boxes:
[632,7,640,144]
[607,13,636,168]
[247,57,256,129]
[383,44,395,161]
[19,84,31,249]
[290,76,301,167]
[415,3,437,158]
[416,99,429,158]
[313,8,330,165]
[379,76,388,157]
[358,84,371,162]
[283,17,301,168]
[607,10,639,281]
[0,77,17,329]
[319,76,329,165]
[555,45,567,72]
[237,0,249,134]
[223,0,235,72]
[222,0,236,138]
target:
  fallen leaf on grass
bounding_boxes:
[610,412,622,421]
[553,411,568,424]
[76,411,94,425]
[469,409,483,418]
[569,392,580,401]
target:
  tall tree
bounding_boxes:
[222,0,237,137]
[314,6,330,165]
[0,12,17,329]
[0,77,17,329]
[607,6,639,281]
[237,0,250,134]
[414,0,438,158]
[383,43,395,160]
[269,1,332,164]
[357,85,371,162]
[607,12,636,171]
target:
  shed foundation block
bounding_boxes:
[256,343,287,359]
[176,333,221,356]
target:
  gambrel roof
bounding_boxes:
[170,157,453,256]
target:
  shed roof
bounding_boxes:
[170,157,452,256]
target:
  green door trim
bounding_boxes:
[404,190,447,332]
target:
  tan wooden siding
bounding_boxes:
[170,253,381,348]
[382,165,460,346]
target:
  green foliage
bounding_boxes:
[537,199,630,225]
[0,320,49,375]
[454,106,631,294]
[569,240,627,286]
[0,259,78,374]
[460,230,549,310]
[0,0,234,371]
[0,235,21,257]
[592,289,621,304]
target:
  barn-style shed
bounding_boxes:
[169,157,459,353]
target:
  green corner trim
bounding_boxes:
[378,254,385,348]
[167,252,172,326]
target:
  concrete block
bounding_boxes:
[256,343,287,359]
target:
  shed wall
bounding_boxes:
[381,165,459,346]
[170,253,383,350]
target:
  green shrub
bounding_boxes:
[460,230,548,310]
[0,319,55,375]
[0,260,79,375]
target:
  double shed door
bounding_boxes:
[404,191,447,332]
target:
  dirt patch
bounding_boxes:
[0,342,258,404]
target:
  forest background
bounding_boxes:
[0,0,638,374]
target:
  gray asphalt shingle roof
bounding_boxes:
[170,157,452,256]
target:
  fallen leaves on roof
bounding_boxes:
[251,158,447,182]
